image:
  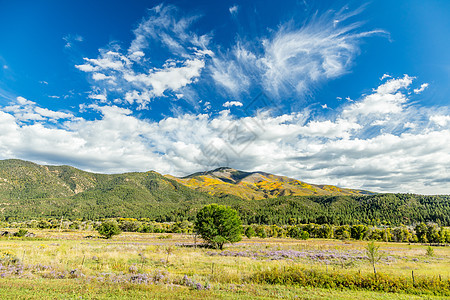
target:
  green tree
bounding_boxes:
[415,222,428,243]
[194,204,242,250]
[98,220,121,239]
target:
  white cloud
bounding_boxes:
[92,73,115,81]
[380,74,391,80]
[88,93,107,102]
[229,5,239,15]
[76,4,211,109]
[34,107,73,120]
[375,75,413,95]
[123,59,205,97]
[343,75,412,119]
[16,96,35,106]
[1,79,449,193]
[82,54,127,71]
[63,34,84,48]
[414,83,429,94]
[75,64,97,72]
[2,96,73,122]
[223,101,243,107]
[210,9,386,98]
[430,115,450,127]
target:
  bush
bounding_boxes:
[300,230,310,240]
[14,229,28,237]
[255,225,267,238]
[244,226,255,238]
[97,220,121,239]
[194,204,242,250]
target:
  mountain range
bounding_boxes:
[0,159,371,203]
[0,159,448,226]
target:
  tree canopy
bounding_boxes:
[194,204,242,250]
[97,219,121,239]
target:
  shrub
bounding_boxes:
[244,226,255,238]
[300,230,310,240]
[255,225,267,238]
[97,220,121,239]
[14,229,28,237]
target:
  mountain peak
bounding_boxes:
[173,167,373,200]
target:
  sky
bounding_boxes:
[0,0,449,194]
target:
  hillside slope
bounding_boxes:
[0,159,234,219]
[166,167,373,200]
[1,159,448,226]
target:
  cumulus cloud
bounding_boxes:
[76,4,212,109]
[430,115,450,127]
[2,97,73,122]
[92,73,115,81]
[223,101,243,107]
[343,75,412,119]
[0,75,449,193]
[123,59,205,97]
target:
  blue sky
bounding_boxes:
[0,0,449,194]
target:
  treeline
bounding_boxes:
[3,217,450,244]
[1,193,449,227]
[233,194,450,226]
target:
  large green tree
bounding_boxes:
[194,204,242,250]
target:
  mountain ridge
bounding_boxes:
[0,160,373,202]
[167,167,374,200]
[0,159,448,226]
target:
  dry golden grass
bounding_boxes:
[0,229,448,299]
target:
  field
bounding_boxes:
[0,229,449,299]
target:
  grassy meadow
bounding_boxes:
[0,229,449,299]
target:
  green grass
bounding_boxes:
[0,279,444,299]
[0,229,449,299]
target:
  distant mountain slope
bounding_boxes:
[0,160,448,225]
[0,159,233,219]
[166,167,374,200]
